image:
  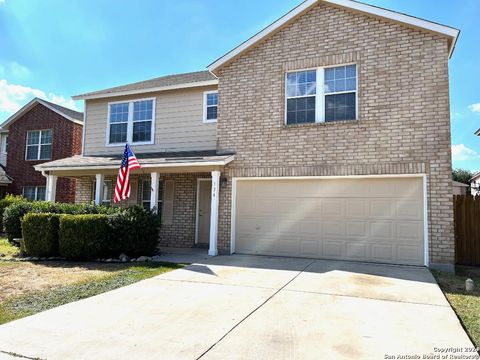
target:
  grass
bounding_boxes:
[0,261,183,325]
[433,268,480,347]
[0,237,19,258]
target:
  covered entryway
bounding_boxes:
[233,176,426,266]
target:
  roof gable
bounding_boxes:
[208,0,460,75]
[0,98,83,129]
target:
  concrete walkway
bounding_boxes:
[0,254,474,360]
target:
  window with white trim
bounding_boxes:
[141,179,163,215]
[23,186,46,201]
[285,64,357,125]
[2,134,8,154]
[203,91,218,123]
[26,130,52,160]
[108,99,155,145]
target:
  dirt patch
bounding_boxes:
[0,261,129,302]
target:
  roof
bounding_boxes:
[0,98,83,129]
[0,164,12,185]
[72,71,218,101]
[208,0,460,75]
[470,172,480,181]
[35,151,235,171]
[453,180,469,188]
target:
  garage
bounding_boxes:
[233,177,425,266]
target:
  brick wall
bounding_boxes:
[6,104,83,203]
[216,3,453,265]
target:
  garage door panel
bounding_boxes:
[346,199,369,219]
[346,221,368,237]
[371,244,395,262]
[322,199,345,217]
[395,200,422,219]
[346,242,368,259]
[324,240,345,258]
[370,200,395,218]
[397,245,422,264]
[396,222,423,241]
[369,221,394,239]
[235,177,424,266]
[322,221,345,237]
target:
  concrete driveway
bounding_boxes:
[0,254,474,360]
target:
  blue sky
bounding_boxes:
[0,0,479,171]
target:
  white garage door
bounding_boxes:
[234,177,425,266]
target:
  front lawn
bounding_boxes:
[0,254,183,324]
[433,268,480,347]
[0,237,19,258]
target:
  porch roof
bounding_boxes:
[35,151,234,173]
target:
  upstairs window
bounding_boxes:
[26,130,52,160]
[108,98,155,145]
[203,91,218,123]
[285,64,357,125]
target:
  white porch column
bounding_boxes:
[94,174,105,205]
[150,172,159,212]
[46,175,57,203]
[209,170,221,256]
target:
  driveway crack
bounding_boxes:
[195,260,316,360]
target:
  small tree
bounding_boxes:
[452,168,474,185]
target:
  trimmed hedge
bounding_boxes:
[22,213,60,257]
[3,201,119,242]
[0,195,25,233]
[59,214,111,260]
[108,206,161,257]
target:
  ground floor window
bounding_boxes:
[141,179,163,215]
[23,186,46,201]
[91,180,113,205]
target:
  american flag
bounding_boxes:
[114,144,141,203]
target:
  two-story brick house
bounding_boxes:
[36,0,459,270]
[1,98,83,202]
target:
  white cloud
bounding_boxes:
[0,61,31,80]
[469,103,480,113]
[0,79,79,115]
[452,144,480,161]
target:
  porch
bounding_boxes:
[34,151,234,256]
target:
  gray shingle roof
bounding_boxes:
[73,71,217,99]
[35,151,234,170]
[39,98,83,121]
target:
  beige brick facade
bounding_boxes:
[215,3,454,265]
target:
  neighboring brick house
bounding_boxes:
[0,98,83,202]
[36,0,459,270]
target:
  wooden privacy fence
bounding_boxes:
[454,195,480,266]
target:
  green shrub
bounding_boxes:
[3,202,34,242]
[22,213,60,257]
[59,214,111,260]
[0,195,26,232]
[3,201,120,242]
[109,206,161,257]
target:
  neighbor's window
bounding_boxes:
[108,99,155,145]
[26,130,52,160]
[141,179,163,215]
[2,134,8,154]
[203,91,218,123]
[23,186,46,201]
[285,64,357,125]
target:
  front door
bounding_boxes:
[197,180,212,246]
